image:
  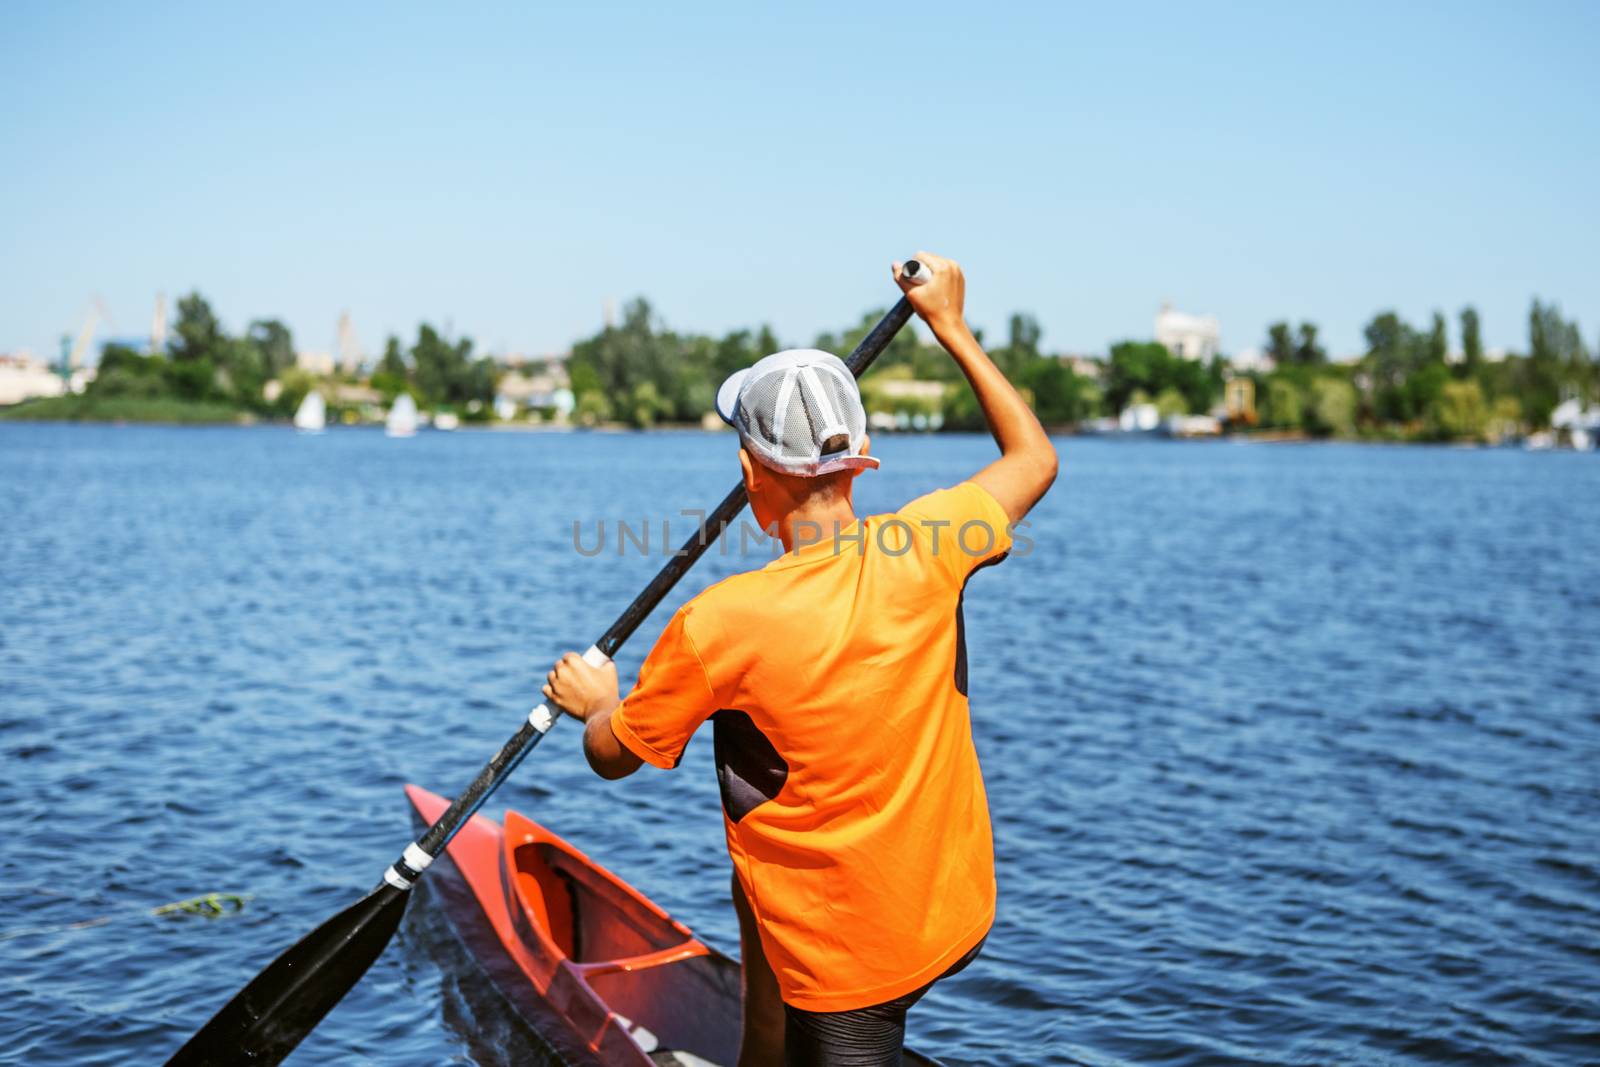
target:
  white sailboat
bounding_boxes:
[386,393,418,438]
[293,390,326,434]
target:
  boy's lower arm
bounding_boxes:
[932,317,1055,463]
[582,703,642,780]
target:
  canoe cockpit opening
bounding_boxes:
[511,841,689,964]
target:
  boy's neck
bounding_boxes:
[774,495,858,552]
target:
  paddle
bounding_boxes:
[164,267,922,1066]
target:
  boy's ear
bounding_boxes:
[849,434,872,480]
[738,446,760,494]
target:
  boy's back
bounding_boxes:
[611,481,1013,1010]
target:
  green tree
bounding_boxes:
[942,381,984,431]
[712,329,759,385]
[1106,340,1218,415]
[995,313,1042,380]
[371,335,409,399]
[1364,310,1442,423]
[170,292,224,364]
[410,323,495,409]
[1022,357,1083,425]
[378,335,407,378]
[628,381,665,428]
[1266,322,1295,366]
[1523,299,1571,425]
[1459,306,1483,377]
[91,344,170,400]
[1154,386,1188,417]
[1263,377,1302,429]
[215,336,268,405]
[1489,395,1522,439]
[1426,312,1448,365]
[1294,323,1326,365]
[1265,321,1324,366]
[755,325,780,361]
[248,319,296,380]
[166,293,226,399]
[1428,379,1488,440]
[574,389,613,425]
[1306,377,1356,437]
[569,298,701,422]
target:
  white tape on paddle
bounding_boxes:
[380,841,435,891]
[530,645,612,734]
[528,702,556,733]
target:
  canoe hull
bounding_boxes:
[406,786,942,1066]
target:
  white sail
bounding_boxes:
[386,393,418,438]
[293,391,326,434]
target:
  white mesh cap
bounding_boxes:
[715,349,881,477]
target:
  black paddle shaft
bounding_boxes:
[409,290,916,860]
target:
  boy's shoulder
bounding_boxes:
[679,566,774,622]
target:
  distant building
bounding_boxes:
[497,358,574,418]
[1229,346,1273,373]
[1155,303,1220,361]
[1223,378,1257,424]
[874,379,946,404]
[0,352,67,405]
[296,350,336,375]
[1061,355,1105,380]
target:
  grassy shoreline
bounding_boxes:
[0,395,255,425]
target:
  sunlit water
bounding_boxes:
[1,424,1597,1066]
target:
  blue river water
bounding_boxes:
[1,423,1597,1066]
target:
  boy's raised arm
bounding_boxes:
[893,252,1059,522]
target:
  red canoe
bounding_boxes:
[406,786,944,1066]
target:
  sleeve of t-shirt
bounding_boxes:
[608,606,718,770]
[896,480,1014,586]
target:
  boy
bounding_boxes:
[545,253,1057,1066]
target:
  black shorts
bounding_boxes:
[782,937,986,1067]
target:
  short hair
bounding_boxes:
[748,446,856,502]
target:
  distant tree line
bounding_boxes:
[1254,300,1594,440]
[86,293,300,414]
[558,296,1593,441]
[563,303,1107,431]
[25,287,1592,443]
[371,325,497,418]
[73,291,496,421]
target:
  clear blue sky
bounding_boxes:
[3,1,1596,362]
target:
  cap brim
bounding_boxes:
[811,453,882,475]
[714,369,750,427]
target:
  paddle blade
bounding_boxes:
[165,883,409,1066]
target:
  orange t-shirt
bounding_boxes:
[609,481,1013,1012]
